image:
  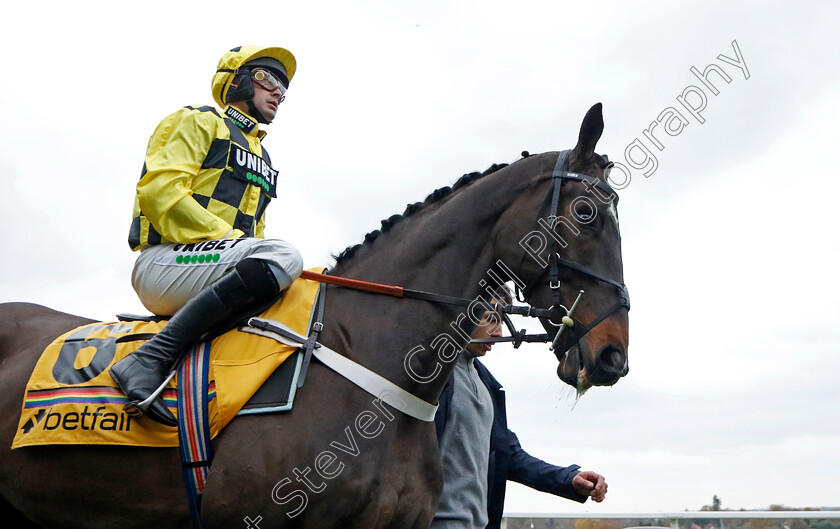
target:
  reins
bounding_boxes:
[298,270,552,348]
[299,270,551,318]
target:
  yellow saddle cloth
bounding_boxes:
[12,268,324,449]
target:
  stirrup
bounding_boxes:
[122,369,177,418]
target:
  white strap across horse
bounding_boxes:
[241,318,439,422]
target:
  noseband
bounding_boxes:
[517,150,630,361]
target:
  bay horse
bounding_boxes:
[0,103,628,528]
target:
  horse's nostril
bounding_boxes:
[597,345,626,375]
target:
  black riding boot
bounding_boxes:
[110,258,283,426]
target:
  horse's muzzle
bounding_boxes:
[590,344,628,385]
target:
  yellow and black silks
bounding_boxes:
[128,104,278,251]
[12,269,324,449]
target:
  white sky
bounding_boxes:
[2,0,838,516]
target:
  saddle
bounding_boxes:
[12,268,325,449]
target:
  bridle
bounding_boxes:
[514,150,630,361]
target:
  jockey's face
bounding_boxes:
[465,299,504,358]
[228,73,284,123]
[249,76,283,122]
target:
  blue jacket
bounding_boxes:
[435,359,587,529]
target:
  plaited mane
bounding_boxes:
[334,153,532,263]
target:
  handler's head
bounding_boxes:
[465,285,512,358]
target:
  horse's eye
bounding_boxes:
[572,200,597,224]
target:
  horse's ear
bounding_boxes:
[574,102,604,162]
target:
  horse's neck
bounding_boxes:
[323,173,525,404]
[324,236,489,403]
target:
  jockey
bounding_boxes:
[110,46,304,427]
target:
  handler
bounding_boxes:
[110,46,304,427]
[433,285,607,529]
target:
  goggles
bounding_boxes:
[251,68,287,100]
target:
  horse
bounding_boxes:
[0,103,628,529]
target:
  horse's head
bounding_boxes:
[496,103,629,390]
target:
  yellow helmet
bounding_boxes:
[211,46,297,109]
